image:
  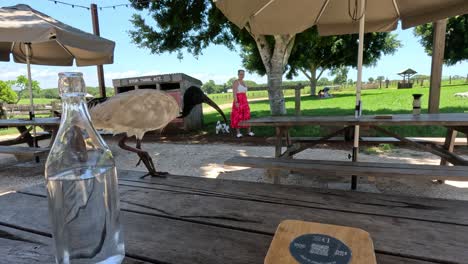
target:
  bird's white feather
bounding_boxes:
[89,89,180,139]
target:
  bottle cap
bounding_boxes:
[58,72,86,96]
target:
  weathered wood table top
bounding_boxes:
[1,170,468,263]
[0,117,61,127]
[241,113,468,127]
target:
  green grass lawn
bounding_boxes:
[16,98,56,105]
[204,84,468,137]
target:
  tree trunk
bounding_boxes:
[250,33,294,116]
[14,89,24,104]
[310,68,317,96]
[267,68,285,115]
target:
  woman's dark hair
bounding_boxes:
[238,69,245,74]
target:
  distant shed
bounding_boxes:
[112,73,203,130]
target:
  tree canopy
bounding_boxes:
[414,15,468,66]
[202,80,219,94]
[242,27,401,95]
[129,0,240,58]
[13,75,41,103]
[0,80,18,104]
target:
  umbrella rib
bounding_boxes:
[55,40,74,57]
[392,0,400,17]
[253,0,275,17]
[314,0,331,24]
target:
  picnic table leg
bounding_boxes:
[269,127,291,184]
[351,125,360,190]
[275,127,283,158]
[15,125,42,163]
[16,126,34,147]
[435,128,458,184]
[440,128,457,166]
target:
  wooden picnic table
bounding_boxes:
[0,118,60,159]
[242,113,468,127]
[238,113,468,188]
[1,170,468,263]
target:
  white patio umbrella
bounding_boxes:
[0,4,115,120]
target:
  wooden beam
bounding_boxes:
[91,4,106,98]
[428,19,447,113]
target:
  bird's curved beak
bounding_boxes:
[202,95,228,125]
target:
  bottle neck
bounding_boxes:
[61,93,90,121]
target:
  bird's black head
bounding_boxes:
[180,86,227,124]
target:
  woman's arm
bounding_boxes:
[232,80,239,106]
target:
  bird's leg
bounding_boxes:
[118,135,168,178]
[135,138,143,167]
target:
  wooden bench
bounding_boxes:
[0,131,51,146]
[225,156,468,187]
[266,136,467,146]
[0,146,50,162]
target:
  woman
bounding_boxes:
[230,69,254,138]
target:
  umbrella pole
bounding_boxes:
[25,43,38,150]
[352,0,365,190]
[25,43,34,121]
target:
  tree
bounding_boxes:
[243,27,401,95]
[202,80,217,94]
[225,77,237,88]
[129,0,295,115]
[368,77,375,83]
[0,80,18,103]
[13,75,41,103]
[376,76,385,88]
[41,88,60,99]
[243,80,258,87]
[317,77,331,86]
[414,15,468,65]
[331,67,348,85]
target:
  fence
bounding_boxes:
[209,84,306,116]
[0,102,60,119]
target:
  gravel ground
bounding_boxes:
[1,136,467,200]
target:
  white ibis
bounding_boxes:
[87,86,227,177]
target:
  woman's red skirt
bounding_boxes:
[230,93,250,129]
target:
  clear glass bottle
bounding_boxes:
[45,72,125,264]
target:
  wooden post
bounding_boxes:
[440,128,457,166]
[428,19,447,113]
[294,85,301,116]
[449,75,452,85]
[91,4,106,98]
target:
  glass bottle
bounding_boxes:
[45,72,125,264]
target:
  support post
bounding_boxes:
[91,4,106,98]
[428,19,447,113]
[294,85,301,116]
[351,0,365,190]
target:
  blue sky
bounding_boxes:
[1,0,467,88]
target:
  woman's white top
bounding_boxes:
[237,82,248,93]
